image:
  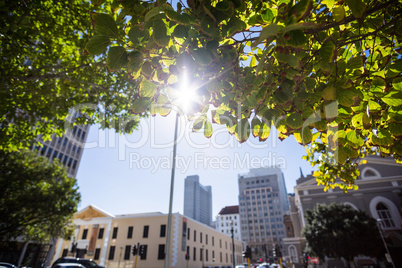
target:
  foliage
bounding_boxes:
[86,0,402,189]
[0,0,142,152]
[0,149,81,242]
[303,203,382,261]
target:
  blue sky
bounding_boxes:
[76,112,314,219]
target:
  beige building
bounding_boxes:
[52,205,245,268]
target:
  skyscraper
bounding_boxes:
[238,167,289,262]
[33,111,89,178]
[183,175,213,226]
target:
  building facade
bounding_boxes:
[183,175,213,226]
[283,156,402,268]
[33,111,89,178]
[52,205,244,268]
[238,167,290,262]
[216,206,242,241]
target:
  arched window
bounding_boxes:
[361,167,381,180]
[376,203,395,228]
[289,245,298,263]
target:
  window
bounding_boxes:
[377,203,395,228]
[94,248,101,260]
[158,244,165,260]
[194,230,196,242]
[124,245,131,260]
[98,228,104,239]
[193,247,196,261]
[200,232,202,243]
[160,224,166,237]
[212,236,214,246]
[82,229,88,240]
[108,246,115,260]
[140,245,148,260]
[112,227,118,239]
[200,248,203,261]
[187,228,190,240]
[206,234,208,245]
[206,249,209,261]
[62,249,68,257]
[128,226,133,239]
[143,225,149,238]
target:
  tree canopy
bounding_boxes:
[84,0,402,189]
[0,150,81,242]
[303,203,382,262]
[0,0,142,151]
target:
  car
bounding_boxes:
[0,263,17,268]
[53,264,86,268]
[51,258,103,268]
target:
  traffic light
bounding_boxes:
[132,245,138,256]
[273,246,276,257]
[243,246,251,259]
[185,254,189,260]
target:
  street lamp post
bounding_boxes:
[164,112,180,268]
[231,221,236,267]
[376,219,396,268]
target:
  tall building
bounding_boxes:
[52,205,244,268]
[216,206,242,241]
[238,167,290,262]
[183,175,213,226]
[283,156,402,268]
[33,112,89,178]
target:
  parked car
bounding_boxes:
[53,264,86,268]
[0,263,17,268]
[51,258,103,268]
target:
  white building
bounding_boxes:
[184,175,213,226]
[238,167,290,262]
[216,206,242,241]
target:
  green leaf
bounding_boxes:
[321,0,335,8]
[139,80,157,99]
[346,56,363,70]
[388,123,402,136]
[393,77,402,91]
[346,130,364,148]
[193,115,206,132]
[319,41,335,62]
[344,0,366,19]
[145,4,174,21]
[294,127,313,145]
[165,10,192,25]
[337,88,358,107]
[234,118,250,143]
[261,9,274,22]
[153,20,169,47]
[382,91,402,107]
[333,6,345,22]
[93,13,119,39]
[85,35,110,55]
[106,46,128,71]
[286,113,303,130]
[204,120,213,138]
[368,101,381,113]
[153,95,171,116]
[351,113,370,129]
[322,85,336,101]
[131,99,152,114]
[251,116,262,137]
[259,122,271,141]
[192,48,213,66]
